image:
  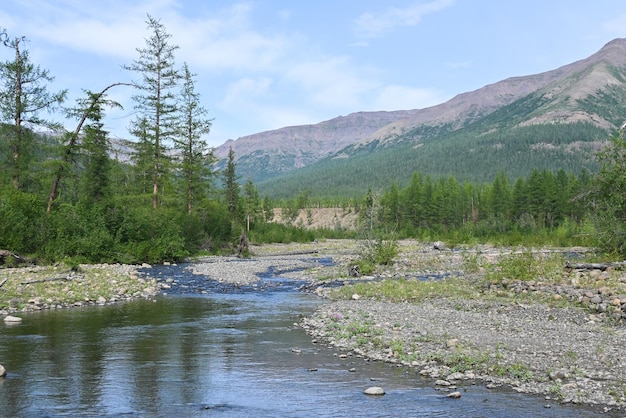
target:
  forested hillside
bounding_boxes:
[257,122,605,198]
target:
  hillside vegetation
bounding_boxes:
[257,122,605,198]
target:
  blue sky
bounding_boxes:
[1,0,626,147]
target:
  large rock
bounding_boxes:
[3,315,22,324]
[433,241,446,250]
[0,364,5,377]
[364,386,385,396]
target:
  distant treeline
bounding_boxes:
[367,168,592,240]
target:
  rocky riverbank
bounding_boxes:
[0,263,159,315]
[179,239,626,410]
[3,239,626,412]
[289,240,626,412]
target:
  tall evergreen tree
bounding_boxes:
[223,146,240,220]
[243,178,261,231]
[175,62,214,214]
[78,95,115,206]
[591,131,626,255]
[0,30,66,190]
[124,15,181,209]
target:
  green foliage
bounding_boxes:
[222,146,240,219]
[332,277,476,302]
[174,63,214,214]
[590,131,626,256]
[0,188,44,253]
[352,238,399,275]
[247,222,315,244]
[483,250,565,285]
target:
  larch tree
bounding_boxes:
[47,83,128,214]
[175,62,214,214]
[124,15,181,209]
[243,178,261,231]
[222,146,240,220]
[0,30,66,190]
[75,91,122,207]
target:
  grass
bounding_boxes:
[0,264,157,311]
[482,249,566,285]
[330,276,479,303]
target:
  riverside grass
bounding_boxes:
[328,246,609,310]
[0,264,157,312]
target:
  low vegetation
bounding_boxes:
[0,264,157,312]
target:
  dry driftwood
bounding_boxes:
[565,260,626,271]
[20,273,82,285]
[257,250,320,257]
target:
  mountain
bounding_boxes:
[213,110,421,182]
[216,39,626,197]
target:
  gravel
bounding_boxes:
[302,298,626,408]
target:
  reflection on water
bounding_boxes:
[0,264,612,417]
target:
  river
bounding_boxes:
[0,262,609,417]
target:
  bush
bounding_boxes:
[0,189,44,254]
[354,238,399,274]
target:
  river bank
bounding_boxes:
[187,239,626,410]
[0,263,159,315]
[292,239,626,412]
[2,239,626,412]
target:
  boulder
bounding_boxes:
[364,386,385,396]
[0,364,5,377]
[3,315,22,324]
[348,265,361,277]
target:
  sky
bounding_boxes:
[1,0,626,147]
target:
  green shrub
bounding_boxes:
[355,238,399,273]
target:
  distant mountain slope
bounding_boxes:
[217,39,626,197]
[213,110,421,181]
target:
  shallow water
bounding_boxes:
[0,262,613,417]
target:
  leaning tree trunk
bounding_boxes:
[46,83,131,214]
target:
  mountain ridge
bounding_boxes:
[215,38,626,190]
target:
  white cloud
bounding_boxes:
[221,77,273,107]
[3,0,172,59]
[353,0,455,39]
